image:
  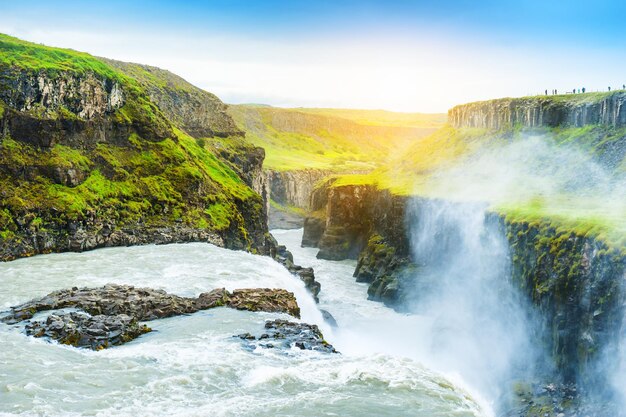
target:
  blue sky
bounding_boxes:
[1,0,625,112]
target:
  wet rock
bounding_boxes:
[320,309,338,327]
[1,284,303,349]
[2,284,301,325]
[507,381,621,417]
[228,288,301,318]
[268,235,322,302]
[25,312,151,350]
[236,319,338,354]
[1,284,200,324]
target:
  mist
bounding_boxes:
[403,134,625,413]
[425,135,625,217]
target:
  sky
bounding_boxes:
[1,0,626,112]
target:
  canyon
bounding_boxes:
[0,33,625,417]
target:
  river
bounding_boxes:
[0,229,486,417]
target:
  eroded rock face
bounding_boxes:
[237,319,337,353]
[305,182,410,261]
[448,93,626,129]
[0,70,124,120]
[1,284,302,349]
[268,169,334,210]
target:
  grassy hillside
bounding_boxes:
[293,108,446,128]
[0,33,266,257]
[0,34,124,79]
[228,105,445,171]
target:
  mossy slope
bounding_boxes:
[0,33,266,260]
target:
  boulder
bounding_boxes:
[236,319,337,354]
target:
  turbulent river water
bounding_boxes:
[0,229,487,417]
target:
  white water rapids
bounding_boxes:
[0,229,487,417]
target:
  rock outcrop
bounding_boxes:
[353,234,415,306]
[237,319,337,353]
[267,169,333,210]
[1,70,124,120]
[504,218,626,385]
[449,92,626,129]
[304,180,410,261]
[25,311,151,350]
[1,284,302,349]
[102,59,242,138]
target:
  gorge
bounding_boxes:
[0,32,624,417]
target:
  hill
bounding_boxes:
[227,104,445,171]
[0,33,268,260]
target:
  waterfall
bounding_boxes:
[404,199,540,411]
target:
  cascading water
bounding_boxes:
[0,239,486,417]
[402,199,541,412]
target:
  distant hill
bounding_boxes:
[228,104,446,171]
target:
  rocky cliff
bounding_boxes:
[505,217,625,385]
[308,181,409,260]
[267,169,333,210]
[303,181,626,395]
[0,34,270,260]
[102,59,242,138]
[449,92,626,129]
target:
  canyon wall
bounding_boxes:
[449,92,626,129]
[303,181,626,387]
[267,169,333,210]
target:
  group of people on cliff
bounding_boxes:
[545,84,625,96]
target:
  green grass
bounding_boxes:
[0,33,126,81]
[496,200,625,250]
[0,33,266,252]
[292,108,446,128]
[228,105,445,172]
[0,127,259,239]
